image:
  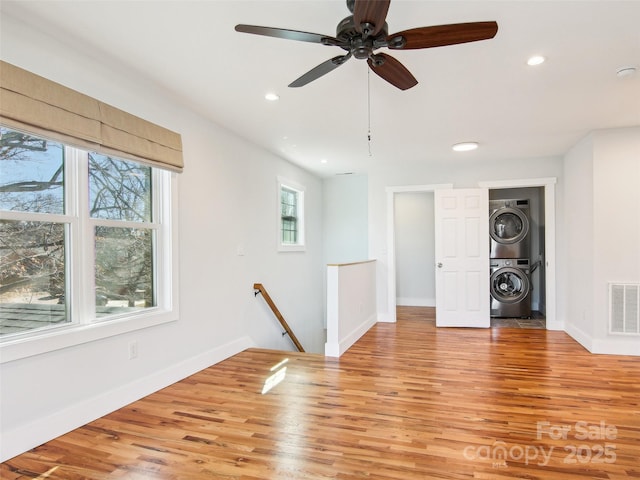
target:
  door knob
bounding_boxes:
[437,262,443,268]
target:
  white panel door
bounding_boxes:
[434,188,490,327]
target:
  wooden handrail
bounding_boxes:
[253,283,305,352]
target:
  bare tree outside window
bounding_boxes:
[0,130,64,214]
[89,153,151,222]
[0,128,67,335]
[0,127,156,337]
[281,186,298,244]
[89,153,155,313]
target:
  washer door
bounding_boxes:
[489,207,529,245]
[490,267,530,304]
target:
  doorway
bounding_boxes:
[386,178,557,329]
[394,191,435,308]
[489,186,546,328]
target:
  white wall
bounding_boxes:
[322,174,369,328]
[368,157,564,322]
[0,14,325,461]
[593,128,640,350]
[563,136,595,342]
[564,127,640,355]
[325,260,377,357]
[323,174,369,264]
[394,192,435,306]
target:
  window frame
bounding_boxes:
[277,177,305,252]
[0,128,179,363]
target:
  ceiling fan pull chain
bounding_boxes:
[367,67,372,157]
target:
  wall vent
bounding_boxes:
[609,283,640,335]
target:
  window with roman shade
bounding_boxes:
[0,61,181,361]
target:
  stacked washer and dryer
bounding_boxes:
[489,199,532,318]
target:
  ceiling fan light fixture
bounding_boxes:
[264,92,280,101]
[452,142,479,152]
[527,55,545,66]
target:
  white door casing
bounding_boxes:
[385,178,556,329]
[478,177,558,330]
[384,184,453,323]
[434,188,490,327]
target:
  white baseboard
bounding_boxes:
[565,323,640,356]
[396,297,435,307]
[325,313,377,357]
[565,323,593,352]
[591,337,640,356]
[0,336,255,462]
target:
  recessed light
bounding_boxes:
[452,142,479,152]
[527,55,546,66]
[265,92,279,101]
[320,159,328,164]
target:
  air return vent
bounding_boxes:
[609,283,640,334]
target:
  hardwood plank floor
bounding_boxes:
[3,306,640,479]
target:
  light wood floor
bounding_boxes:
[3,306,640,479]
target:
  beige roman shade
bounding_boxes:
[0,61,183,172]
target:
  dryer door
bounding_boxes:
[489,207,529,246]
[490,267,530,304]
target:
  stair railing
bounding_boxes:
[253,283,305,352]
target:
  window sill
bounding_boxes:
[0,308,178,364]
[278,244,306,253]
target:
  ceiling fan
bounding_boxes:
[235,0,498,90]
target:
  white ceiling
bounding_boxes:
[3,1,640,177]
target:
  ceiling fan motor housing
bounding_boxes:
[336,16,389,59]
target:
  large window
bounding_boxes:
[0,126,177,354]
[278,178,305,252]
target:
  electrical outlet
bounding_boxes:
[128,341,138,360]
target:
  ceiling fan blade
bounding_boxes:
[235,24,339,45]
[388,21,498,50]
[367,53,418,90]
[289,54,351,88]
[353,0,391,36]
